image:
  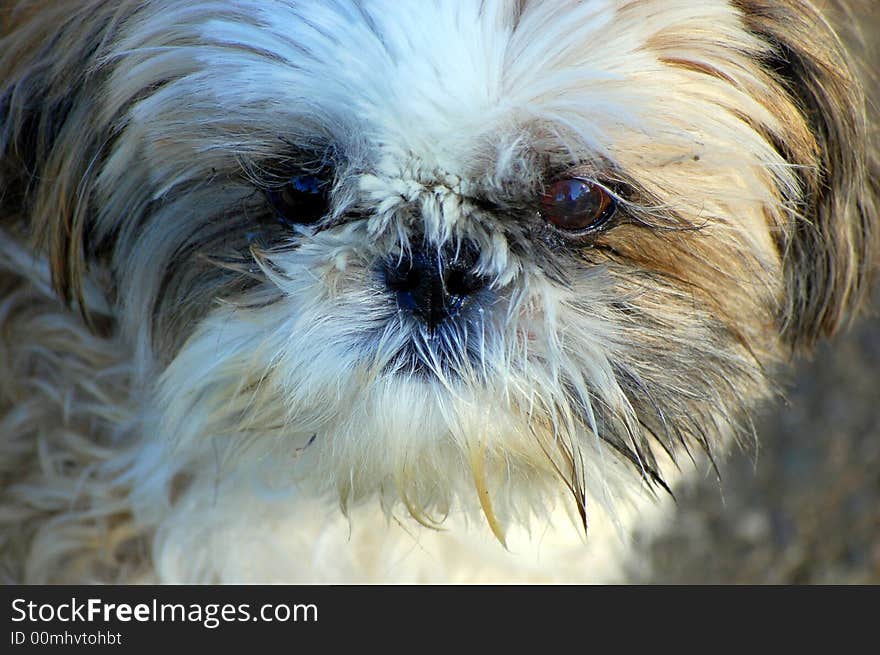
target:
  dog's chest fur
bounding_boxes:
[0,255,674,583]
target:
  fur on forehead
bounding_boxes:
[0,6,823,220]
[101,0,793,183]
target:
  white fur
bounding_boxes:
[2,0,828,583]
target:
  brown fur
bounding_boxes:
[732,0,879,346]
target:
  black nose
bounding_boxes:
[384,243,487,329]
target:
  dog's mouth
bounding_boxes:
[382,323,486,381]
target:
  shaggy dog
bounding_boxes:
[0,0,876,583]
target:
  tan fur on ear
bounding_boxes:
[733,0,879,348]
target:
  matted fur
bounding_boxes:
[0,0,876,583]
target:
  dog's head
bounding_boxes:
[1,0,876,535]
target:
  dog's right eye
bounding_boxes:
[267,174,330,227]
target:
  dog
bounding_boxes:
[0,0,876,583]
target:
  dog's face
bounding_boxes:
[1,0,875,536]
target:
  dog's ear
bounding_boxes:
[0,7,115,314]
[735,0,878,349]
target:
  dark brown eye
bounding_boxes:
[540,178,616,233]
[267,174,330,227]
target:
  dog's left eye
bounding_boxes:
[540,178,616,233]
[267,174,330,226]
